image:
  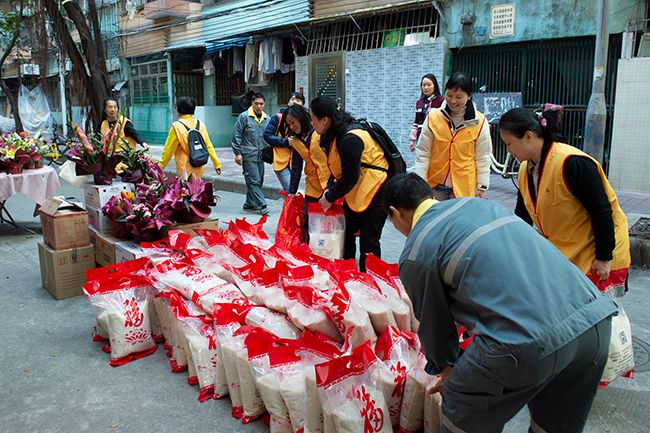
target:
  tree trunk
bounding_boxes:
[0,1,24,133]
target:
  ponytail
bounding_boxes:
[310,96,355,137]
[499,106,566,145]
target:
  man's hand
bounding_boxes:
[409,140,416,152]
[591,259,611,281]
[235,155,243,166]
[426,366,454,394]
[319,193,332,212]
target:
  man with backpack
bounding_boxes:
[232,93,271,216]
[310,96,406,271]
[160,96,222,179]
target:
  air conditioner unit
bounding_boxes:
[638,33,650,57]
[21,64,40,76]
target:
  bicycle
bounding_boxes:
[490,152,520,189]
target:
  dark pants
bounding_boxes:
[440,317,612,433]
[342,191,387,272]
[302,195,320,244]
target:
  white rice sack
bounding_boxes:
[398,355,429,433]
[256,373,293,433]
[195,282,250,316]
[423,392,442,433]
[236,349,267,423]
[276,365,308,433]
[179,317,220,401]
[374,363,406,428]
[170,316,188,371]
[205,240,248,283]
[308,203,345,260]
[341,272,396,336]
[283,284,342,342]
[220,339,244,418]
[245,307,301,340]
[304,366,324,433]
[600,309,635,386]
[153,296,175,348]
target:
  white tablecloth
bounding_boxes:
[0,166,61,205]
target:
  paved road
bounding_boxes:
[0,177,648,433]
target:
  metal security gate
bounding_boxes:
[454,35,621,170]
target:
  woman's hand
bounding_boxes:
[409,140,416,152]
[475,188,486,198]
[591,259,611,281]
[234,155,243,166]
[216,168,222,175]
[319,193,332,212]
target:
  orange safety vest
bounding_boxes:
[327,129,388,213]
[291,132,331,199]
[519,142,630,294]
[272,113,292,172]
[426,109,486,197]
[171,118,211,180]
[101,116,137,151]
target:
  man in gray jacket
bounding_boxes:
[232,92,271,215]
[382,173,617,433]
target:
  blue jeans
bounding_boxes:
[275,167,291,193]
[242,159,267,209]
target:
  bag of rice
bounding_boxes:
[231,326,267,423]
[308,202,345,260]
[338,269,396,335]
[423,392,442,433]
[83,272,157,367]
[398,352,429,433]
[282,282,341,342]
[374,326,421,428]
[153,293,175,357]
[316,342,392,433]
[230,260,273,307]
[600,308,635,387]
[227,216,274,250]
[244,307,301,340]
[365,254,413,332]
[176,312,220,402]
[201,232,249,283]
[324,283,376,349]
[169,293,205,381]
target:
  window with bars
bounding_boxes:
[174,72,204,106]
[306,5,439,55]
[213,51,245,105]
[130,60,169,105]
[276,71,296,103]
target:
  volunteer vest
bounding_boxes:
[426,109,486,197]
[327,129,388,213]
[171,117,210,179]
[273,113,292,172]
[519,142,630,281]
[291,132,330,199]
[101,116,136,151]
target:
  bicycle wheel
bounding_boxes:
[508,157,521,190]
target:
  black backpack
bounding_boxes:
[179,119,209,168]
[355,119,407,176]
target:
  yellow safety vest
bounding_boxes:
[291,132,330,199]
[272,113,292,172]
[327,129,388,213]
[519,142,630,279]
[101,116,137,151]
[426,109,486,197]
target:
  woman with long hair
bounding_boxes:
[414,72,492,200]
[310,96,389,271]
[100,98,148,151]
[499,106,630,296]
[409,73,443,152]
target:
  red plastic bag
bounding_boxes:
[276,192,305,248]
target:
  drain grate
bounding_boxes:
[630,217,650,239]
[632,336,650,372]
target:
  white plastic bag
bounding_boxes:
[308,202,345,260]
[18,84,52,136]
[600,309,635,387]
[59,160,92,188]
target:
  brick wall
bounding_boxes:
[295,39,449,166]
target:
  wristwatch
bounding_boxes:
[477,184,488,191]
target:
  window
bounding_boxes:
[310,53,344,108]
[130,59,169,104]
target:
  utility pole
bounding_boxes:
[583,0,609,165]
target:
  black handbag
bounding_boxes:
[261,146,273,164]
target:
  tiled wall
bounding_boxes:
[295,39,449,166]
[608,57,650,193]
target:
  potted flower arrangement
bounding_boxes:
[117,146,158,185]
[0,133,54,174]
[162,174,216,223]
[67,120,126,185]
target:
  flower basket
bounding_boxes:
[110,221,130,240]
[131,227,163,243]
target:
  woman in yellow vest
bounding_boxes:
[311,96,389,272]
[159,96,222,180]
[281,104,331,243]
[499,107,630,297]
[100,98,148,152]
[263,92,305,193]
[414,72,493,200]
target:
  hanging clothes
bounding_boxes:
[233,47,244,73]
[281,37,295,64]
[244,43,256,83]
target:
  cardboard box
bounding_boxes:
[38,242,95,300]
[84,182,133,209]
[87,206,114,235]
[162,219,219,237]
[89,226,121,267]
[115,241,148,263]
[39,197,90,250]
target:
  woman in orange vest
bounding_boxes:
[263,92,305,193]
[311,96,389,272]
[159,96,222,180]
[499,107,630,297]
[281,103,331,242]
[414,72,493,200]
[100,98,148,152]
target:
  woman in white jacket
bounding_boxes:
[413,72,492,200]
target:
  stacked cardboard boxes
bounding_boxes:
[38,197,95,300]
